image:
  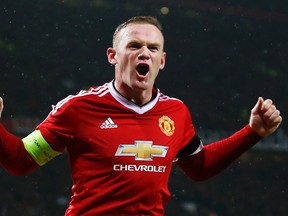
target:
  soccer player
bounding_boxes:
[0,16,282,215]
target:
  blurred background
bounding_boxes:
[0,0,287,215]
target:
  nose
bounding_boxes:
[138,47,150,60]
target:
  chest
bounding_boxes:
[69,110,187,165]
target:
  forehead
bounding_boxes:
[116,23,164,45]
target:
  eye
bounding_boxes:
[149,46,158,51]
[148,46,159,52]
[129,43,141,49]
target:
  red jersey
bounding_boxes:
[37,81,202,216]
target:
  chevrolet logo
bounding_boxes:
[115,141,168,161]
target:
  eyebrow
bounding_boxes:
[127,40,162,48]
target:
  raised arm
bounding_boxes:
[0,97,39,175]
[176,97,282,181]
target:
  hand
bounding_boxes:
[0,97,3,118]
[249,97,282,137]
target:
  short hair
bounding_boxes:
[112,16,164,48]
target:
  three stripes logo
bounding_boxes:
[100,117,118,129]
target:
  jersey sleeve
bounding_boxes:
[176,106,203,158]
[176,104,203,158]
[22,130,62,166]
[36,96,80,152]
[176,125,262,181]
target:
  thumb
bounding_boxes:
[251,97,263,114]
[0,97,3,118]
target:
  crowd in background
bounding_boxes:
[1,0,287,131]
[1,0,287,215]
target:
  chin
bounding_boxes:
[131,81,149,91]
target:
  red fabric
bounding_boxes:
[176,125,262,181]
[37,81,199,216]
[0,123,38,175]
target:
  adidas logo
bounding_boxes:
[100,117,118,129]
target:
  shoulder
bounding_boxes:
[51,83,110,115]
[154,90,192,116]
[158,92,183,103]
[158,91,187,108]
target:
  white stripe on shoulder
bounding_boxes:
[51,83,109,114]
[159,93,183,102]
[88,83,109,97]
[89,83,109,96]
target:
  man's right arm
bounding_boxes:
[0,97,64,175]
[0,123,39,175]
[0,97,39,175]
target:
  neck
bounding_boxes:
[113,80,154,106]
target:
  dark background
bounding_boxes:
[0,0,287,215]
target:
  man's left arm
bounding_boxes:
[176,97,282,181]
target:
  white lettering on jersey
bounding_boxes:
[100,117,118,129]
[113,164,167,173]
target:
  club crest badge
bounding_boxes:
[158,115,175,136]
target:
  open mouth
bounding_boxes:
[136,64,149,76]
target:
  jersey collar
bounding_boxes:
[108,80,160,114]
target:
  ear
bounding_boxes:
[159,52,166,70]
[107,48,117,65]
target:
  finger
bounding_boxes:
[252,97,264,114]
[262,104,277,120]
[0,97,3,118]
[261,99,273,112]
[266,109,282,126]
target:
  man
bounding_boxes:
[0,16,282,215]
